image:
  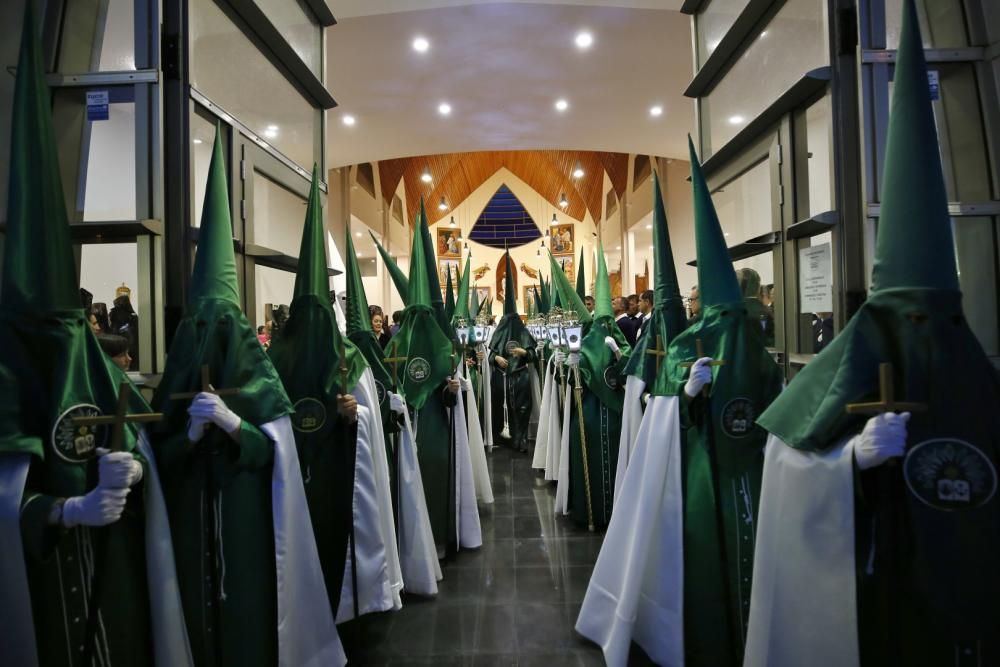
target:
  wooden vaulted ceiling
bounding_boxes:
[377,151,630,227]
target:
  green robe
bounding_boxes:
[2,315,155,667]
[411,385,458,553]
[151,299,292,667]
[665,304,783,667]
[489,315,538,452]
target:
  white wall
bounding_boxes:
[80,243,139,312]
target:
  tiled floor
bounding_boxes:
[341,446,655,666]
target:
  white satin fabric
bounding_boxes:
[459,364,494,505]
[395,407,443,595]
[613,375,647,504]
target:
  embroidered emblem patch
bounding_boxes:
[904,438,997,511]
[374,379,387,405]
[720,398,755,438]
[406,357,431,383]
[603,367,619,390]
[292,397,326,433]
[51,404,107,463]
[505,340,519,355]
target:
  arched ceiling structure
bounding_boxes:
[378,149,629,225]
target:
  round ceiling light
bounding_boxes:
[421,168,432,183]
[649,105,663,117]
[412,36,430,52]
[575,32,593,49]
[728,115,745,125]
[555,99,569,112]
[342,114,356,126]
[438,102,452,116]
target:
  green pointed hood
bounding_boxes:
[417,198,445,314]
[538,274,551,314]
[486,297,494,317]
[688,136,741,308]
[269,167,368,410]
[344,231,373,335]
[382,204,454,410]
[471,282,482,319]
[189,127,240,307]
[576,247,587,300]
[624,171,689,384]
[370,231,409,305]
[503,248,518,316]
[153,127,291,439]
[532,285,544,316]
[453,256,472,322]
[757,0,998,452]
[870,2,957,292]
[547,251,592,325]
[292,164,329,300]
[344,230,396,399]
[593,243,614,320]
[2,1,79,314]
[444,264,456,321]
[0,4,151,463]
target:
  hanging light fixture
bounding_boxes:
[438,196,448,211]
[449,216,456,227]
[559,193,568,208]
[572,160,584,179]
[421,167,432,183]
[551,212,558,225]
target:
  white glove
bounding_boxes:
[62,487,130,527]
[604,336,620,354]
[553,350,566,365]
[641,392,650,406]
[458,375,473,391]
[567,352,581,368]
[388,392,407,415]
[187,416,208,443]
[188,392,241,435]
[683,357,714,398]
[855,412,911,470]
[96,449,143,488]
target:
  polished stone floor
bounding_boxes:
[341,446,655,666]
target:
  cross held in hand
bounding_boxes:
[168,364,242,401]
[72,380,163,452]
[645,335,667,372]
[678,339,725,397]
[845,363,927,416]
[383,353,408,386]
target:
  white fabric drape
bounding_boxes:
[574,396,684,667]
[613,375,647,504]
[460,364,494,504]
[743,434,859,667]
[450,371,484,550]
[554,378,573,515]
[477,348,494,451]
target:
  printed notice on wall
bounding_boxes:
[800,243,833,313]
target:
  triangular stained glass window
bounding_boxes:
[468,185,542,248]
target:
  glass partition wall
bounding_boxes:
[686,0,1000,377]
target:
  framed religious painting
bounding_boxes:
[549,223,574,256]
[522,284,539,313]
[437,228,462,258]
[438,258,460,287]
[473,285,491,309]
[557,256,575,282]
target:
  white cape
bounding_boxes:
[575,396,684,667]
[743,434,859,667]
[554,374,574,515]
[335,371,401,621]
[0,432,194,667]
[613,375,647,504]
[528,365,542,443]
[477,347,494,451]
[450,369,484,549]
[460,363,494,504]
[532,357,564,482]
[263,417,348,667]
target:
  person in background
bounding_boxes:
[584,295,595,313]
[256,323,271,349]
[686,285,701,327]
[110,289,139,370]
[389,310,403,337]
[372,312,391,348]
[626,294,639,319]
[613,296,638,346]
[88,311,102,333]
[96,332,133,371]
[637,289,654,338]
[90,301,111,333]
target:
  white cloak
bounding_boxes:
[613,375,647,504]
[533,357,565,482]
[336,370,403,621]
[530,357,553,471]
[0,432,194,667]
[459,363,494,504]
[477,347,494,451]
[450,368,484,550]
[528,365,542,443]
[743,434,859,667]
[554,373,574,515]
[575,396,684,667]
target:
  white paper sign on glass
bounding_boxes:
[799,242,833,313]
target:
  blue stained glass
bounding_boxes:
[467,185,542,248]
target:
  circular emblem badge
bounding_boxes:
[720,398,755,439]
[406,357,431,383]
[603,367,619,390]
[904,438,997,511]
[374,380,387,406]
[51,404,107,463]
[292,397,327,433]
[505,340,519,355]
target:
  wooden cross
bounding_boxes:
[168,364,242,401]
[383,353,408,386]
[338,337,350,396]
[645,335,667,373]
[72,380,163,452]
[679,339,725,397]
[846,363,927,416]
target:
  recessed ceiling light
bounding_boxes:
[728,115,745,125]
[645,224,652,229]
[342,114,356,126]
[760,30,768,38]
[649,245,654,250]
[421,168,432,183]
[555,99,569,112]
[412,36,429,53]
[708,40,720,51]
[724,232,730,237]
[575,32,593,49]
[192,138,203,144]
[438,102,452,116]
[616,245,621,250]
[649,105,663,117]
[263,124,279,138]
[572,161,584,179]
